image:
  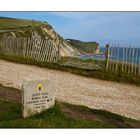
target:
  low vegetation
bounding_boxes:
[0,86,140,128]
[0,17,52,39]
[0,17,42,31]
[0,53,140,86]
[67,39,99,54]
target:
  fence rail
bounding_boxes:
[105,44,140,76]
[0,36,60,63]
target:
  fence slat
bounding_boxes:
[128,47,131,74]
[108,46,112,70]
[116,45,119,71]
[43,40,49,62]
[105,44,110,70]
[135,48,138,75]
[124,47,127,73]
[48,42,53,62]
[131,47,135,74]
[40,39,46,62]
[122,47,124,72]
[138,51,140,76]
[47,41,51,62]
[37,38,43,62]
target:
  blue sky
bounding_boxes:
[0,12,140,47]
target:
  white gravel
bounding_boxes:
[0,60,140,120]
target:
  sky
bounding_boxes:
[0,11,140,47]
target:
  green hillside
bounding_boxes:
[0,17,43,31]
[0,17,57,40]
[66,39,99,54]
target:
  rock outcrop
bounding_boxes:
[66,39,99,55]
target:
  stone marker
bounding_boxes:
[22,80,55,118]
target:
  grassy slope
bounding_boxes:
[0,99,140,128]
[67,39,99,54]
[0,17,43,31]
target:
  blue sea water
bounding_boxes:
[80,47,140,64]
[80,54,105,60]
[110,47,140,64]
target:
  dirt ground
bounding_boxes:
[0,84,21,103]
[0,59,140,120]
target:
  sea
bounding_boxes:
[80,47,140,64]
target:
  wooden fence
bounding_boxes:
[0,36,60,62]
[105,44,140,76]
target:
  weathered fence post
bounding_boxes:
[105,44,110,70]
[138,51,140,76]
[135,48,138,75]
[125,47,128,73]
[128,47,131,74]
[122,47,125,72]
[58,42,61,61]
[131,47,135,74]
[109,45,113,70]
[112,44,116,71]
[116,45,120,71]
[0,38,3,53]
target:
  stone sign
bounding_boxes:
[22,80,55,118]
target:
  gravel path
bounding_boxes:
[0,60,140,120]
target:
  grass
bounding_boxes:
[0,99,140,128]
[61,56,105,64]
[0,17,43,31]
[0,53,140,86]
[0,100,112,128]
[0,17,52,39]
[67,39,99,54]
[0,82,140,128]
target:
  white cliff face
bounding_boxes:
[41,27,77,57]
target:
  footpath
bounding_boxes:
[0,60,140,120]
